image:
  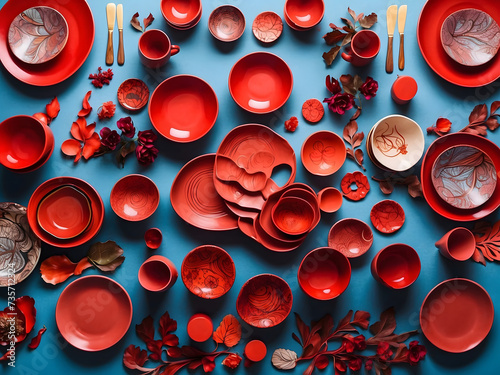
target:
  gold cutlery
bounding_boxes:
[398,5,407,70]
[386,5,397,73]
[105,3,116,65]
[117,4,124,65]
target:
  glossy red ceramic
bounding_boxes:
[281,187,320,227]
[252,11,283,43]
[371,243,421,289]
[301,130,346,176]
[208,5,245,42]
[318,187,343,213]
[56,276,132,351]
[420,278,494,352]
[236,274,292,328]
[27,177,104,248]
[284,0,325,29]
[391,76,418,104]
[149,75,218,142]
[298,247,351,300]
[272,196,315,236]
[111,174,159,221]
[228,52,293,114]
[37,185,92,239]
[417,0,500,87]
[138,29,179,69]
[328,218,373,258]
[215,155,268,193]
[187,314,213,342]
[341,30,380,67]
[435,227,476,261]
[370,200,405,234]
[171,154,238,231]
[181,245,236,299]
[283,8,306,31]
[117,78,150,111]
[138,255,178,292]
[213,178,267,211]
[340,171,370,201]
[160,0,202,27]
[245,340,267,362]
[144,228,162,249]
[0,0,94,86]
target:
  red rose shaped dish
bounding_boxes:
[236,274,292,328]
[341,171,370,201]
[301,130,346,176]
[229,52,293,114]
[110,174,159,221]
[371,243,420,289]
[420,278,494,353]
[149,75,218,142]
[328,218,373,258]
[117,78,149,111]
[181,245,236,299]
[252,11,283,43]
[370,200,405,234]
[208,5,245,42]
[56,275,132,351]
[284,0,325,30]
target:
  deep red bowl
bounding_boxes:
[272,196,315,236]
[160,0,202,27]
[110,174,159,221]
[328,218,373,258]
[371,243,421,289]
[284,0,325,29]
[228,52,293,114]
[301,130,346,176]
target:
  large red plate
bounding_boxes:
[0,0,95,86]
[417,0,500,87]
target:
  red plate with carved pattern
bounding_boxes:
[117,79,150,111]
[252,11,283,43]
[370,200,405,234]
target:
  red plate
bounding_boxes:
[370,200,405,234]
[417,0,500,87]
[0,0,94,86]
[117,78,150,111]
[56,276,132,351]
[420,278,494,353]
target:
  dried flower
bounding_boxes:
[222,353,242,369]
[137,129,157,145]
[117,117,136,138]
[323,92,354,115]
[359,76,378,100]
[348,358,362,371]
[377,342,393,361]
[97,101,116,120]
[407,341,427,365]
[100,127,121,150]
[326,75,342,95]
[284,116,299,132]
[427,117,452,136]
[353,334,366,350]
[135,144,159,166]
[89,67,114,88]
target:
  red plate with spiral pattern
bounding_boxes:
[110,174,159,221]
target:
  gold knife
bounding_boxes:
[398,5,407,70]
[117,4,124,65]
[106,3,116,65]
[386,5,397,73]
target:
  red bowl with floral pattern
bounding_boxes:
[301,131,346,176]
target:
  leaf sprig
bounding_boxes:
[371,174,423,198]
[472,219,500,266]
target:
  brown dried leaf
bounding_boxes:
[272,349,297,370]
[340,74,356,95]
[87,240,124,266]
[130,12,142,32]
[143,13,154,31]
[323,29,347,45]
[486,116,500,131]
[359,13,378,28]
[353,74,363,92]
[341,33,353,46]
[468,104,488,126]
[347,7,357,21]
[343,120,358,143]
[341,17,355,30]
[491,101,500,115]
[354,148,364,167]
[93,256,125,272]
[322,46,341,66]
[352,132,364,148]
[379,180,394,195]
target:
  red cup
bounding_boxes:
[187,313,213,342]
[138,255,178,292]
[341,30,380,66]
[371,244,420,289]
[391,76,418,104]
[144,228,162,249]
[435,227,475,261]
[138,29,180,69]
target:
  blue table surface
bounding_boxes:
[1,0,500,374]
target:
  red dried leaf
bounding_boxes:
[213,314,241,348]
[322,46,341,66]
[143,13,154,30]
[359,13,377,28]
[180,346,210,358]
[315,355,329,370]
[162,333,179,347]
[162,362,189,375]
[341,17,354,30]
[78,91,92,117]
[468,104,488,125]
[486,116,500,131]
[295,313,310,348]
[61,139,82,157]
[45,97,60,120]
[130,12,142,32]
[188,360,202,370]
[123,345,149,370]
[16,296,36,336]
[347,7,356,21]
[324,29,347,45]
[136,316,155,344]
[473,220,500,261]
[33,112,51,126]
[378,180,394,195]
[202,356,216,372]
[343,120,358,144]
[167,347,182,358]
[159,311,177,338]
[40,255,92,285]
[28,326,47,349]
[82,133,101,159]
[335,310,354,332]
[340,74,356,95]
[147,339,163,361]
[369,307,396,338]
[341,33,353,46]
[352,310,370,330]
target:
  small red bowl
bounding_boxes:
[281,187,320,227]
[328,218,373,258]
[298,247,351,300]
[371,243,421,289]
[284,0,325,29]
[208,5,245,42]
[160,0,202,27]
[228,52,293,114]
[181,245,236,299]
[236,274,292,328]
[318,187,343,213]
[138,255,178,292]
[110,174,159,221]
[301,131,346,176]
[144,228,162,249]
[149,75,218,142]
[117,78,149,111]
[272,196,315,236]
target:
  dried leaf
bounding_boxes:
[116,141,136,168]
[136,316,155,344]
[93,256,125,272]
[159,311,177,343]
[28,326,47,349]
[472,247,487,266]
[213,314,241,348]
[45,97,60,119]
[40,255,92,285]
[353,74,363,92]
[324,29,346,45]
[491,101,500,115]
[378,180,394,195]
[87,240,124,266]
[271,349,297,370]
[359,13,378,28]
[347,7,357,21]
[61,139,82,157]
[341,17,354,30]
[335,310,353,332]
[354,148,364,167]
[131,12,142,32]
[340,74,356,95]
[486,116,500,131]
[143,13,154,31]
[323,46,341,66]
[468,104,488,126]
[78,91,92,117]
[341,33,353,46]
[343,120,358,144]
[123,345,149,370]
[473,220,500,261]
[352,310,371,329]
[295,313,310,347]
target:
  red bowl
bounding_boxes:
[208,5,245,42]
[281,187,320,227]
[110,174,159,221]
[371,243,421,289]
[138,255,178,292]
[284,0,325,29]
[318,187,343,213]
[160,0,202,27]
[301,130,346,176]
[272,196,315,236]
[144,228,162,249]
[328,218,373,258]
[181,245,236,299]
[298,247,351,300]
[149,75,218,142]
[117,78,149,111]
[228,52,293,114]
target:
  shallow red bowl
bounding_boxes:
[149,75,218,142]
[328,218,373,258]
[301,130,346,176]
[370,199,405,234]
[229,52,293,114]
[371,243,420,289]
[56,275,132,351]
[37,185,92,240]
[181,245,236,299]
[117,78,149,111]
[208,5,245,42]
[420,278,494,353]
[284,0,325,29]
[111,174,159,221]
[236,274,292,328]
[160,0,202,27]
[298,247,351,300]
[272,196,315,236]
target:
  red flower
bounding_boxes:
[348,358,362,371]
[284,116,299,132]
[342,336,356,353]
[407,341,426,365]
[137,129,157,145]
[100,127,121,150]
[136,144,159,166]
[353,334,366,351]
[377,342,393,361]
[435,118,452,133]
[326,75,342,95]
[359,76,378,100]
[335,359,347,373]
[323,92,355,115]
[222,353,242,369]
[97,101,116,120]
[202,356,216,372]
[89,67,113,88]
[365,359,373,371]
[117,117,136,138]
[0,296,36,345]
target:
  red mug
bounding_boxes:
[341,30,380,66]
[138,29,180,69]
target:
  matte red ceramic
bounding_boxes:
[0,0,94,86]
[110,174,159,221]
[208,5,245,42]
[435,227,476,261]
[213,177,267,211]
[144,228,162,249]
[417,0,500,87]
[0,203,41,287]
[171,154,238,231]
[27,177,104,248]
[228,52,293,114]
[0,115,54,170]
[328,218,373,258]
[370,200,405,234]
[253,216,304,252]
[252,11,283,43]
[281,188,320,227]
[272,196,315,236]
[341,30,380,66]
[187,314,213,342]
[420,278,494,352]
[298,247,351,300]
[138,255,178,292]
[37,185,92,240]
[340,171,370,201]
[391,76,418,105]
[302,98,325,123]
[149,75,218,142]
[138,29,179,69]
[225,201,260,220]
[318,187,343,213]
[238,217,258,240]
[117,78,150,111]
[160,0,202,27]
[371,243,421,289]
[215,155,267,192]
[301,130,346,176]
[284,0,325,29]
[236,274,292,328]
[245,340,267,362]
[421,133,500,221]
[56,276,132,351]
[181,245,236,299]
